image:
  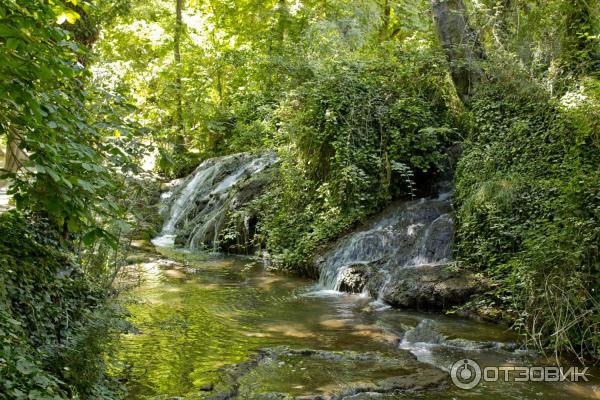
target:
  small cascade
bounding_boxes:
[316,195,465,309]
[152,152,276,250]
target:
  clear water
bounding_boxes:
[113,253,599,399]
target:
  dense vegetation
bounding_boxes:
[456,65,600,361]
[0,212,127,399]
[452,1,600,362]
[0,0,599,397]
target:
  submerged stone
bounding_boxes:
[204,346,448,399]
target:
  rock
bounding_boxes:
[316,196,480,310]
[338,264,368,293]
[341,394,384,399]
[401,319,445,344]
[199,383,214,391]
[207,346,447,399]
[379,264,479,310]
[255,393,288,399]
[155,258,184,269]
[156,152,277,253]
[376,368,447,392]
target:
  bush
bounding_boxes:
[254,48,454,271]
[0,211,125,399]
[454,61,600,361]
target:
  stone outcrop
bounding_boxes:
[378,264,479,309]
[153,152,277,253]
[316,196,480,310]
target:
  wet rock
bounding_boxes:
[338,264,369,293]
[199,383,214,391]
[255,393,288,399]
[401,319,445,344]
[316,197,480,310]
[155,258,184,269]
[155,152,277,253]
[379,264,479,310]
[376,368,447,391]
[207,346,448,400]
[444,338,518,351]
[340,394,384,399]
[336,368,447,398]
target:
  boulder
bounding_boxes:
[316,196,480,310]
[338,264,369,293]
[379,264,479,310]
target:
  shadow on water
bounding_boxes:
[113,253,600,399]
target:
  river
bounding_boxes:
[112,251,598,399]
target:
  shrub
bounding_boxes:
[454,61,600,361]
[254,48,454,271]
[0,211,125,399]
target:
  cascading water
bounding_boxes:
[316,195,458,308]
[152,152,276,249]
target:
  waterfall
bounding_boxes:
[317,196,454,298]
[152,152,276,249]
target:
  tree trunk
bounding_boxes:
[173,0,185,153]
[277,0,288,46]
[431,0,485,105]
[379,0,391,40]
[4,135,26,173]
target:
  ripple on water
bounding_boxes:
[114,253,600,400]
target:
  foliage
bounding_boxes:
[0,211,127,399]
[468,0,599,90]
[0,2,151,399]
[93,0,454,272]
[0,0,144,238]
[454,58,600,361]
[254,46,453,270]
[3,0,600,379]
[93,0,440,176]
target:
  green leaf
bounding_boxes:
[15,358,37,375]
[56,9,80,25]
[77,179,94,192]
[82,228,101,246]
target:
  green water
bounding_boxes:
[113,253,599,399]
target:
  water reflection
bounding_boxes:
[113,254,599,399]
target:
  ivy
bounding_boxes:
[0,211,126,399]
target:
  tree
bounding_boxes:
[173,0,185,153]
[430,0,485,105]
[4,133,27,173]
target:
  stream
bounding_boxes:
[113,153,598,399]
[113,251,598,399]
